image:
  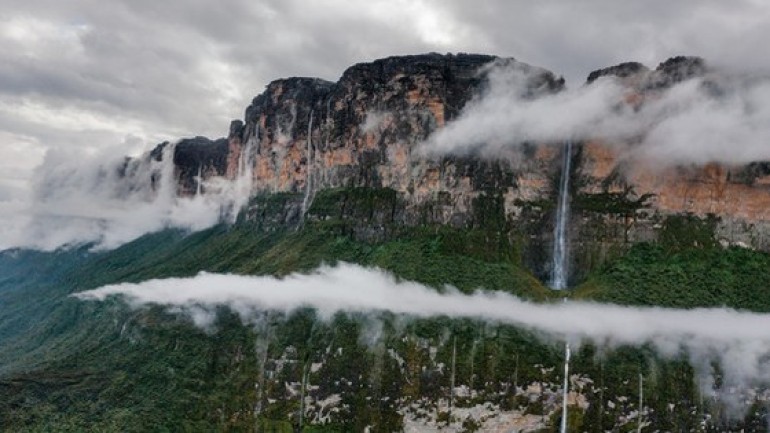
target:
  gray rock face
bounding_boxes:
[172,136,229,195]
[586,62,650,84]
[649,55,708,88]
[585,56,708,89]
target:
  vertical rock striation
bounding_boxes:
[157,53,770,280]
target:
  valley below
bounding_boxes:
[3,53,770,432]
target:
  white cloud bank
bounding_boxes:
[77,262,770,410]
[0,141,254,251]
[422,63,770,165]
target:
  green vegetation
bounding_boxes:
[575,242,770,310]
[573,214,770,311]
[2,190,770,431]
[573,190,653,216]
[0,187,551,431]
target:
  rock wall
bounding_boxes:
[164,53,770,282]
[223,54,562,229]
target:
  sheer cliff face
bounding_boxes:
[168,53,770,263]
[579,141,770,249]
[576,57,770,252]
[223,53,566,229]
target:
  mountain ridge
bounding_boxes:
[4,52,770,432]
[130,52,770,284]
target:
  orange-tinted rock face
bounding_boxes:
[323,148,354,167]
[578,140,770,222]
[575,138,770,250]
[426,100,445,127]
[580,140,619,184]
[633,164,770,222]
[231,54,568,229]
[570,56,770,250]
[148,52,770,291]
[192,53,769,259]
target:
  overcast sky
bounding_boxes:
[1,0,769,204]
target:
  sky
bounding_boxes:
[1,0,770,247]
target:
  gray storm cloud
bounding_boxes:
[4,1,770,250]
[4,0,770,196]
[422,63,770,165]
[77,262,770,410]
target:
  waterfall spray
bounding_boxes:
[226,135,256,223]
[550,141,573,290]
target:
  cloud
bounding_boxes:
[1,140,254,251]
[637,76,770,164]
[77,262,770,414]
[438,0,770,81]
[422,61,770,165]
[4,1,770,248]
[421,65,628,154]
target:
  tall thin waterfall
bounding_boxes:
[195,165,203,196]
[551,141,573,433]
[560,342,571,433]
[550,141,573,290]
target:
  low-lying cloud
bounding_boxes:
[1,141,253,251]
[422,62,770,165]
[77,262,770,411]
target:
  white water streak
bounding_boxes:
[560,343,571,433]
[195,165,203,196]
[550,141,572,290]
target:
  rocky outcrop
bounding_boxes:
[579,58,769,229]
[586,62,649,84]
[646,55,708,89]
[585,56,708,89]
[172,136,229,195]
[576,141,770,250]
[226,53,565,234]
[160,53,770,283]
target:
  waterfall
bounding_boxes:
[195,165,203,196]
[551,141,573,432]
[221,135,255,224]
[299,357,310,431]
[560,342,571,433]
[637,373,644,433]
[449,336,456,424]
[550,141,573,290]
[300,110,315,222]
